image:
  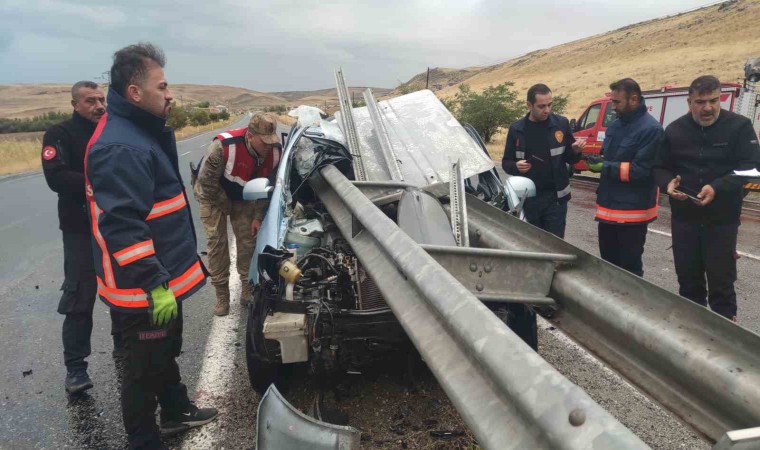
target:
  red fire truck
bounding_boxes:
[570,83,760,171]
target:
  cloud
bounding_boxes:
[0,0,718,91]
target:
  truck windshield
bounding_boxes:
[602,106,616,127]
[580,104,601,130]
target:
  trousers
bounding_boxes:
[523,190,568,238]
[59,232,120,370]
[199,200,256,287]
[671,219,738,318]
[119,303,189,449]
[598,222,648,277]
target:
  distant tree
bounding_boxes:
[219,111,230,120]
[167,103,188,130]
[446,82,523,143]
[552,94,569,115]
[189,109,211,126]
[209,112,219,122]
[0,111,70,134]
[195,101,210,109]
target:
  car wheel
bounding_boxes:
[245,291,282,395]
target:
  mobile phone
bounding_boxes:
[673,188,701,203]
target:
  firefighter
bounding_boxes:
[41,80,123,395]
[590,78,663,276]
[85,43,216,448]
[191,112,281,316]
[654,75,760,320]
[502,83,586,238]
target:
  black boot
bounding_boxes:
[65,369,93,395]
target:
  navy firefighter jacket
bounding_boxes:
[595,101,664,224]
[85,89,206,313]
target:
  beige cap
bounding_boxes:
[248,112,279,145]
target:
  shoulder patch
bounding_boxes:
[42,146,57,161]
[555,130,564,143]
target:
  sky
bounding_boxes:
[0,0,720,93]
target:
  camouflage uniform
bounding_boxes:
[192,138,268,314]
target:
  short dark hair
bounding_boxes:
[71,81,99,100]
[609,78,642,100]
[689,75,721,96]
[527,83,552,103]
[109,42,166,97]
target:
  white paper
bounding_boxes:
[733,168,760,177]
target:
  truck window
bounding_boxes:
[581,104,601,130]
[602,105,616,127]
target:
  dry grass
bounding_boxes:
[174,115,242,140]
[485,128,507,161]
[0,136,42,175]
[0,115,243,176]
[437,0,760,119]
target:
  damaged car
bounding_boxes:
[242,89,538,396]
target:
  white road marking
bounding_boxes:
[182,236,243,448]
[180,151,192,156]
[649,227,760,262]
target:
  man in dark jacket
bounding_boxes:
[654,75,760,320]
[502,83,585,238]
[593,78,663,276]
[42,81,123,395]
[86,43,216,449]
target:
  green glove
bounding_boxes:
[587,161,603,173]
[584,154,604,173]
[148,284,178,326]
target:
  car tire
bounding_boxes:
[245,291,282,395]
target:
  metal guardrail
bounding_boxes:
[310,164,649,450]
[334,68,366,181]
[459,195,760,442]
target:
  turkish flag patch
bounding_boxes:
[42,146,57,161]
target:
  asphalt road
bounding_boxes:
[2,130,759,449]
[0,115,254,449]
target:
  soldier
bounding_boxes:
[41,80,122,395]
[192,113,281,316]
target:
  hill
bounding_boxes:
[0,84,392,119]
[419,0,760,118]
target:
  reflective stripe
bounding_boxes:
[169,261,205,297]
[557,184,571,199]
[113,240,155,266]
[595,204,658,223]
[222,142,249,187]
[97,260,204,308]
[219,132,233,139]
[90,203,116,288]
[515,151,525,159]
[620,162,631,183]
[146,193,186,220]
[550,146,565,157]
[97,278,148,307]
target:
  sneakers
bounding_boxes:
[160,402,218,437]
[214,285,230,316]
[65,369,93,395]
